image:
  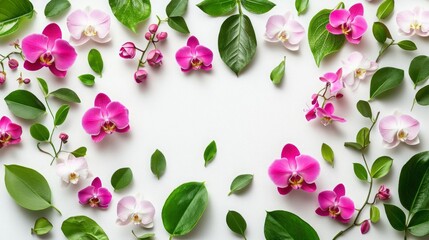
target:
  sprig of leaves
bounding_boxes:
[166,0,190,33]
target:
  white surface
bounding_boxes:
[0,0,428,239]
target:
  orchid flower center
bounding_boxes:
[102,121,116,134]
[341,24,352,35]
[410,22,421,30]
[288,173,304,189]
[328,205,341,218]
[397,129,408,142]
[84,25,97,37]
[69,172,80,184]
[88,196,100,207]
[39,52,55,66]
[277,30,289,42]
[131,213,142,225]
[355,68,366,79]
[321,116,332,126]
[0,132,11,145]
[191,58,203,70]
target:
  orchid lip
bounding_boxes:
[132,213,142,225]
[410,22,422,30]
[277,30,289,42]
[329,205,341,218]
[341,24,351,35]
[321,116,332,126]
[102,121,117,134]
[0,133,11,145]
[69,172,79,184]
[84,25,97,37]
[397,129,409,142]
[191,58,203,69]
[355,68,366,79]
[89,196,100,207]
[288,174,304,189]
[39,52,55,66]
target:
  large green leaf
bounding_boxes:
[50,88,81,103]
[226,210,247,238]
[0,0,34,37]
[308,9,345,67]
[109,0,151,32]
[240,0,275,14]
[369,67,404,100]
[409,55,429,87]
[384,204,406,231]
[110,167,133,191]
[61,215,109,240]
[166,0,188,17]
[376,0,394,20]
[197,0,236,16]
[408,210,429,237]
[4,90,46,120]
[264,210,319,240]
[295,0,309,15]
[371,156,393,179]
[44,0,71,18]
[162,182,208,237]
[30,123,50,142]
[218,14,257,76]
[416,85,429,106]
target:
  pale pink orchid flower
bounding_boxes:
[268,144,320,195]
[265,11,305,51]
[379,112,420,149]
[78,177,112,209]
[0,116,22,149]
[396,7,429,37]
[326,3,368,44]
[22,23,77,78]
[82,93,130,143]
[316,184,355,223]
[56,154,90,184]
[175,36,213,72]
[320,68,343,95]
[316,103,346,126]
[67,9,111,45]
[117,195,155,228]
[342,52,378,90]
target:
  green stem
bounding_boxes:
[411,98,416,112]
[135,17,164,71]
[376,39,395,63]
[237,0,243,14]
[36,143,54,158]
[51,205,62,215]
[169,236,173,240]
[334,2,345,10]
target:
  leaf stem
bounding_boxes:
[135,17,164,71]
[237,0,243,14]
[411,98,416,112]
[51,205,62,215]
[376,39,395,63]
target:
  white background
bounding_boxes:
[0,0,428,239]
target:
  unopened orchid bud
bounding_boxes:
[119,42,136,59]
[0,72,6,85]
[148,24,158,34]
[23,78,31,84]
[146,49,163,67]
[145,32,152,41]
[59,133,69,144]
[8,59,19,70]
[156,32,168,41]
[134,69,148,83]
[360,220,370,234]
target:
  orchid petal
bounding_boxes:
[95,93,111,109]
[89,10,111,39]
[82,107,104,135]
[339,196,355,220]
[195,45,213,65]
[21,34,48,63]
[268,159,293,188]
[329,9,350,27]
[117,196,136,221]
[51,39,77,71]
[280,143,300,162]
[106,102,129,129]
[92,131,107,143]
[399,114,420,140]
[187,36,200,49]
[318,190,336,210]
[23,61,43,71]
[351,16,368,39]
[67,10,88,40]
[333,184,346,197]
[49,64,67,78]
[295,155,320,183]
[175,46,193,70]
[349,3,364,18]
[379,115,398,143]
[78,186,94,204]
[396,10,414,34]
[277,186,293,195]
[265,15,286,39]
[43,23,62,50]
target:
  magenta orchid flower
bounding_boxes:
[319,68,343,95]
[22,23,77,78]
[0,116,22,149]
[56,154,90,184]
[316,184,355,223]
[265,11,305,51]
[82,93,130,143]
[117,195,155,228]
[78,177,112,208]
[396,7,429,37]
[342,52,378,90]
[326,3,368,44]
[175,36,213,72]
[268,144,320,195]
[316,103,346,126]
[378,112,420,148]
[67,9,111,46]
[305,94,319,121]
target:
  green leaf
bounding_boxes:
[344,142,363,151]
[295,0,309,15]
[151,149,166,179]
[416,85,429,106]
[356,127,370,148]
[370,205,380,223]
[132,231,155,239]
[353,163,368,181]
[166,0,188,17]
[44,0,70,18]
[32,217,53,235]
[204,140,217,167]
[308,9,345,67]
[270,57,286,85]
[384,204,406,231]
[0,0,34,37]
[50,88,81,103]
[4,90,46,120]
[399,151,429,215]
[226,210,247,238]
[88,49,103,77]
[54,104,70,126]
[168,17,190,34]
[397,40,417,51]
[370,67,404,100]
[111,167,133,191]
[197,0,236,16]
[30,123,50,142]
[71,147,87,157]
[264,210,320,240]
[229,174,253,195]
[377,0,394,20]
[409,55,429,87]
[4,165,54,211]
[219,14,257,75]
[109,0,151,32]
[372,22,391,43]
[371,156,393,179]
[321,143,334,167]
[240,0,275,14]
[78,74,95,86]
[162,182,208,237]
[356,100,372,119]
[61,215,109,240]
[408,210,429,237]
[37,78,49,97]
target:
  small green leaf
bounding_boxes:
[44,0,70,18]
[370,205,380,223]
[204,140,217,167]
[344,142,363,151]
[321,143,334,167]
[37,78,49,97]
[151,149,166,179]
[372,22,392,43]
[229,174,253,196]
[370,67,404,100]
[197,0,237,16]
[384,204,406,231]
[377,0,394,20]
[54,104,70,126]
[240,0,275,14]
[71,147,87,157]
[111,167,133,191]
[264,211,320,240]
[226,210,247,238]
[109,0,151,32]
[78,74,95,86]
[30,123,50,142]
[356,100,372,119]
[371,156,393,179]
[353,163,368,181]
[295,0,309,15]
[61,215,108,240]
[416,85,429,106]
[356,127,370,148]
[88,49,103,77]
[409,55,429,87]
[270,57,286,85]
[397,40,417,51]
[4,90,46,120]
[168,17,190,34]
[32,217,53,235]
[0,0,34,37]
[133,231,155,239]
[166,0,188,17]
[50,88,81,103]
[408,210,429,237]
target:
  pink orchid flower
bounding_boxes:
[56,154,90,184]
[268,144,320,195]
[265,11,305,51]
[82,93,130,143]
[0,116,22,149]
[316,103,346,126]
[396,7,429,37]
[316,184,355,223]
[117,195,155,228]
[175,36,213,72]
[22,23,77,78]
[342,52,378,90]
[67,9,111,46]
[326,3,368,44]
[305,94,319,121]
[320,68,343,95]
[378,112,420,149]
[78,177,112,208]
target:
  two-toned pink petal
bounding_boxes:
[67,9,88,40]
[82,108,104,135]
[106,102,129,129]
[339,196,355,220]
[318,190,337,210]
[268,159,293,188]
[89,10,111,39]
[295,155,320,183]
[43,23,62,50]
[51,39,77,71]
[195,45,213,66]
[94,93,112,109]
[265,15,286,41]
[329,10,350,27]
[21,34,49,63]
[176,46,193,70]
